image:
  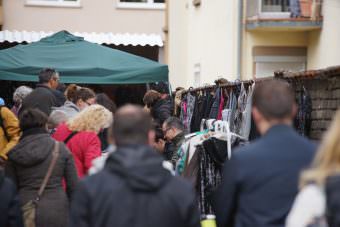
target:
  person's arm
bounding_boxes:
[69,182,91,227]
[212,156,240,227]
[6,178,24,227]
[63,145,78,199]
[0,108,20,160]
[83,135,101,175]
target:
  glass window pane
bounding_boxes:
[262,0,290,12]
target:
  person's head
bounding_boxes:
[252,79,297,135]
[151,82,169,99]
[300,110,340,187]
[67,86,96,111]
[47,110,67,130]
[143,90,161,109]
[162,117,184,141]
[65,84,80,101]
[153,127,165,153]
[38,68,60,89]
[19,108,48,131]
[13,86,33,107]
[95,93,117,114]
[111,105,154,146]
[67,104,112,134]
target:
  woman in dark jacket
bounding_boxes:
[95,93,116,151]
[143,90,172,125]
[5,108,78,227]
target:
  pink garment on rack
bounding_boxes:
[217,90,225,120]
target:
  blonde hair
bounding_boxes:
[300,109,340,187]
[67,104,113,133]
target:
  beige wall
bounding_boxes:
[242,0,340,79]
[307,0,340,70]
[3,0,164,34]
[168,0,239,88]
[242,31,309,79]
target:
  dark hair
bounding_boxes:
[70,87,95,104]
[95,93,117,113]
[143,90,161,108]
[151,82,169,94]
[56,83,66,93]
[19,108,48,131]
[65,84,79,101]
[155,127,164,142]
[39,68,58,84]
[112,105,153,146]
[163,117,184,131]
[252,79,295,120]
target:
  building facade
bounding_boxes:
[1,0,165,60]
[167,0,340,88]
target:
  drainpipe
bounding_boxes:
[236,0,243,80]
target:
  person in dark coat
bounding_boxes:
[95,93,117,151]
[52,83,67,107]
[0,169,24,227]
[143,90,172,125]
[213,80,317,227]
[20,68,61,116]
[5,108,78,227]
[162,117,185,167]
[69,105,200,227]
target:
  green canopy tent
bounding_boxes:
[0,31,168,84]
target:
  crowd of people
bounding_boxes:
[0,68,339,227]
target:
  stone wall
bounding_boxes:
[292,74,340,140]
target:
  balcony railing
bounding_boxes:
[246,0,323,31]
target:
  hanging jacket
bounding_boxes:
[0,170,24,227]
[52,123,101,178]
[69,145,200,227]
[209,88,221,120]
[0,106,20,160]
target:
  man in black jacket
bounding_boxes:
[213,80,317,227]
[0,169,24,227]
[20,68,60,116]
[162,117,185,166]
[69,105,200,227]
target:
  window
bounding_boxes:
[253,47,307,78]
[261,0,290,13]
[117,0,165,10]
[26,0,81,8]
[259,0,290,19]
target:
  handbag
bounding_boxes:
[22,142,60,227]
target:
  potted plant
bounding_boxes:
[299,0,313,17]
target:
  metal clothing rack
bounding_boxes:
[180,66,340,95]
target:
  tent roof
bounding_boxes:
[0,30,164,47]
[0,30,168,84]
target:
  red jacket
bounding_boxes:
[52,123,101,178]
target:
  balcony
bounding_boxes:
[246,0,323,31]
